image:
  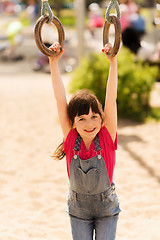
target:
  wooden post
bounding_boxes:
[75,0,85,64]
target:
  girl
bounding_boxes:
[49,42,121,240]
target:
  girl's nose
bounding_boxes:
[85,119,92,127]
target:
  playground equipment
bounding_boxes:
[34,0,121,58]
[103,0,121,57]
[34,0,65,57]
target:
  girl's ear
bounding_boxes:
[101,117,104,126]
[72,119,75,128]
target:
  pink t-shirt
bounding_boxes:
[120,14,131,33]
[63,126,117,185]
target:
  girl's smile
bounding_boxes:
[84,127,96,133]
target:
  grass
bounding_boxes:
[59,9,76,27]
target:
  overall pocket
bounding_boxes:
[76,167,99,194]
[102,192,121,216]
[67,194,92,219]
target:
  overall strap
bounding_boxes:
[74,134,81,152]
[94,134,101,152]
[73,134,101,152]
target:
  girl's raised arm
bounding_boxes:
[102,44,118,143]
[49,43,71,139]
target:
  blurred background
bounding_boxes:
[0,0,160,72]
[0,1,160,240]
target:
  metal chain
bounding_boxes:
[105,0,120,23]
[41,0,53,23]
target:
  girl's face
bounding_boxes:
[73,108,102,143]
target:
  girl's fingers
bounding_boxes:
[102,43,112,54]
[49,42,61,52]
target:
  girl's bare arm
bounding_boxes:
[49,43,71,139]
[103,44,118,143]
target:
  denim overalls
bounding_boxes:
[67,133,121,220]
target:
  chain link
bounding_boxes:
[105,0,120,23]
[41,0,53,23]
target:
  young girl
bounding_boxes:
[49,42,121,240]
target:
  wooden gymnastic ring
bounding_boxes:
[103,15,121,57]
[34,15,65,56]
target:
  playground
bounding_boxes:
[1,59,160,240]
[0,0,160,239]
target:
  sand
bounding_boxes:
[0,60,160,240]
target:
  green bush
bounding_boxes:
[69,47,159,122]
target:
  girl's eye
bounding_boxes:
[79,118,84,121]
[92,115,97,119]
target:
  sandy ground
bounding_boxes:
[1,20,160,240]
[0,66,160,240]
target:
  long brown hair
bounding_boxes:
[53,89,104,160]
